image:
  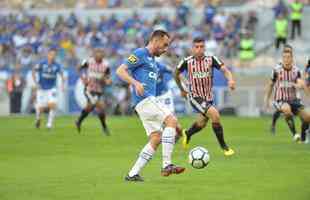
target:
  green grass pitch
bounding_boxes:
[0,116,309,200]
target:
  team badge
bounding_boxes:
[128,54,138,64]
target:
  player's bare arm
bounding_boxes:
[264,80,274,109]
[220,65,235,90]
[174,68,188,98]
[296,78,310,96]
[116,64,144,96]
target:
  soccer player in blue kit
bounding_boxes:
[116,30,185,182]
[155,61,175,113]
[156,61,183,141]
[32,48,65,129]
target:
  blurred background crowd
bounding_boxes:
[0,0,309,116]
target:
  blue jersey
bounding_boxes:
[156,61,172,96]
[35,59,62,90]
[124,48,158,106]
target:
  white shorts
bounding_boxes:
[36,88,57,108]
[156,90,175,113]
[135,96,172,136]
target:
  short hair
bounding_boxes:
[193,37,205,44]
[283,44,293,51]
[283,49,293,55]
[150,30,170,40]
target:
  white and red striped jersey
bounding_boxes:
[177,55,223,101]
[271,63,301,102]
[81,57,110,93]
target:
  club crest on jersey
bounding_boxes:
[128,54,138,64]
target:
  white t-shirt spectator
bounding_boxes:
[213,12,228,28]
[205,39,218,56]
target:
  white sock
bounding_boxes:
[162,127,176,168]
[35,107,41,121]
[47,109,55,128]
[128,142,155,177]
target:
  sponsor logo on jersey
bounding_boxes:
[149,71,158,79]
[192,71,210,78]
[88,71,103,79]
[279,81,294,88]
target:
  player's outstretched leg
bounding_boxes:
[182,115,208,149]
[207,106,234,156]
[284,116,297,137]
[281,104,300,141]
[125,133,160,182]
[300,121,309,143]
[35,106,42,129]
[271,110,281,135]
[298,109,310,143]
[75,105,93,133]
[161,115,185,177]
[175,124,182,142]
[97,110,110,136]
[46,103,56,130]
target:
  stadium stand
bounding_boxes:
[0,0,309,116]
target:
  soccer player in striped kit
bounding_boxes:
[265,47,310,142]
[75,48,112,135]
[174,37,235,156]
[269,45,298,136]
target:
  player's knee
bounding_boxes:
[302,112,310,123]
[149,133,161,149]
[85,105,94,112]
[282,110,293,118]
[197,120,207,128]
[38,107,45,113]
[165,115,177,128]
[207,107,220,122]
[96,102,105,110]
[210,112,220,123]
[48,103,56,110]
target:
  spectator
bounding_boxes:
[175,0,190,26]
[245,11,258,33]
[289,0,303,40]
[212,22,225,42]
[213,11,227,29]
[274,13,288,50]
[239,31,255,62]
[273,0,288,18]
[6,69,25,114]
[204,1,217,25]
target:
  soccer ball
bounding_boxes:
[189,146,210,169]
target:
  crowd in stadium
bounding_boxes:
[0,2,257,72]
[4,0,309,115]
[0,0,247,9]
